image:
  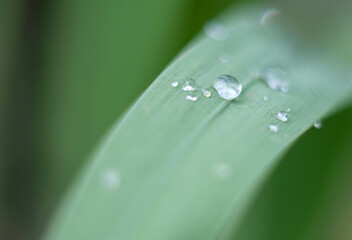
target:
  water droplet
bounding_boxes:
[269,124,279,133]
[182,78,197,91]
[260,8,281,25]
[213,75,242,100]
[202,89,212,98]
[280,83,290,93]
[285,107,291,113]
[263,95,269,101]
[260,67,290,93]
[185,95,198,102]
[218,52,230,63]
[213,162,233,180]
[204,21,229,41]
[171,81,179,88]
[313,120,323,129]
[276,111,288,122]
[101,169,121,190]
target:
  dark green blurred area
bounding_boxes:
[0,0,351,239]
[1,0,236,239]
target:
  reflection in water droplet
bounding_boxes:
[101,169,121,190]
[204,21,229,41]
[185,95,198,102]
[218,52,230,63]
[263,95,269,101]
[260,8,281,25]
[202,89,212,98]
[171,81,179,88]
[276,111,288,122]
[313,120,323,129]
[213,163,233,180]
[182,78,197,91]
[213,75,242,100]
[269,124,279,133]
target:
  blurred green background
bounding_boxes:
[0,0,351,239]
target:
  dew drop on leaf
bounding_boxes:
[171,81,179,88]
[204,21,229,41]
[213,75,242,100]
[101,169,121,190]
[260,67,290,93]
[313,120,323,129]
[269,124,279,133]
[213,162,233,180]
[185,95,198,102]
[218,52,230,63]
[276,111,288,122]
[202,89,212,98]
[182,78,197,91]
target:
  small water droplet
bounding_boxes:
[269,124,279,133]
[213,75,242,100]
[276,111,288,122]
[171,81,179,88]
[204,21,229,41]
[263,95,269,101]
[202,89,212,98]
[182,78,197,91]
[218,52,230,63]
[285,107,291,113]
[280,83,290,93]
[260,67,290,93]
[313,120,323,129]
[185,95,198,102]
[260,8,281,25]
[101,169,121,190]
[213,163,233,180]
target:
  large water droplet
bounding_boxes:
[276,111,288,122]
[171,81,179,88]
[269,124,279,133]
[185,94,198,102]
[313,120,323,129]
[204,21,229,42]
[202,88,212,98]
[260,8,281,25]
[213,75,242,100]
[101,169,121,190]
[182,78,197,91]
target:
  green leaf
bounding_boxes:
[45,5,352,240]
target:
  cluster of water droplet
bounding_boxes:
[97,9,329,192]
[268,107,292,133]
[171,75,242,102]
